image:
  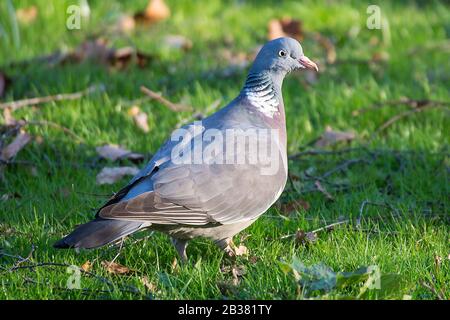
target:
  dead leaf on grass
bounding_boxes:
[101,260,132,275]
[16,6,38,24]
[141,276,157,292]
[128,106,150,133]
[96,166,139,185]
[96,144,144,162]
[314,126,356,148]
[164,35,193,51]
[81,260,92,272]
[279,199,310,214]
[268,17,304,41]
[295,230,318,245]
[234,245,248,257]
[134,0,170,25]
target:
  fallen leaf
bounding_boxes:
[311,32,336,64]
[135,0,170,25]
[96,166,139,185]
[295,230,318,245]
[280,198,310,214]
[16,6,38,24]
[234,245,248,256]
[101,260,132,275]
[163,35,193,51]
[314,126,356,148]
[144,0,170,22]
[96,144,144,162]
[62,38,152,70]
[141,276,157,292]
[232,265,246,285]
[128,106,150,133]
[81,260,92,272]
[268,17,304,41]
[221,265,246,286]
[249,255,258,264]
[0,131,31,161]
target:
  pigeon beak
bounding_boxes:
[298,55,319,72]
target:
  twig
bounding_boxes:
[288,147,361,160]
[321,158,369,179]
[23,120,85,142]
[420,281,446,300]
[280,219,350,240]
[309,220,350,234]
[375,105,447,133]
[140,86,191,111]
[314,180,334,200]
[353,98,450,116]
[8,245,35,271]
[356,200,398,228]
[0,84,105,111]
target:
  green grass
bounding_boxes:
[0,0,448,299]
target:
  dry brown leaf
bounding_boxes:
[16,6,38,24]
[311,32,336,64]
[81,260,92,272]
[295,230,318,245]
[234,245,248,257]
[96,144,144,162]
[63,38,152,70]
[101,260,132,275]
[141,276,157,292]
[163,35,193,51]
[0,131,31,161]
[280,198,310,214]
[314,126,356,148]
[128,106,150,133]
[144,0,170,22]
[268,17,304,41]
[96,166,139,185]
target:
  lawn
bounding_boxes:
[0,0,448,300]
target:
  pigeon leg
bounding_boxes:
[215,238,236,258]
[171,238,188,262]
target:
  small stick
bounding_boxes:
[353,98,449,116]
[0,84,105,111]
[140,86,191,111]
[375,105,447,133]
[420,281,446,300]
[24,120,85,142]
[288,147,361,159]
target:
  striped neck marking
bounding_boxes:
[242,73,280,118]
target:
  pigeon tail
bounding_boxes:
[53,218,143,249]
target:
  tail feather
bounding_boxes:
[53,218,143,249]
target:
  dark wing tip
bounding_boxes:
[53,238,73,249]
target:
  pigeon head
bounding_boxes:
[249,37,318,75]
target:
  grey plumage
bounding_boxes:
[54,37,318,259]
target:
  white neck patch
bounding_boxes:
[243,89,280,118]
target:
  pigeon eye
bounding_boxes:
[278,50,287,57]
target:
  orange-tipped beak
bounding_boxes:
[299,55,319,72]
